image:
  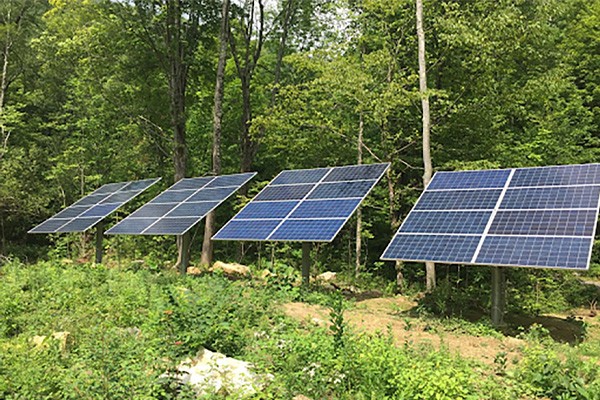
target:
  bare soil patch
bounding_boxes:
[282,297,523,366]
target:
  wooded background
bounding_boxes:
[1,0,598,281]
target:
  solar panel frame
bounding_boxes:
[381,163,600,270]
[213,163,390,242]
[105,172,257,236]
[28,178,161,234]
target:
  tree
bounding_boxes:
[201,0,230,266]
[115,0,219,272]
[229,0,266,174]
[416,0,435,291]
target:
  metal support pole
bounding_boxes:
[95,221,105,264]
[491,267,506,326]
[302,242,311,287]
[178,233,191,274]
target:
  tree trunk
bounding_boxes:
[240,74,253,173]
[416,0,435,292]
[0,9,12,161]
[164,0,190,272]
[355,112,363,278]
[201,0,229,266]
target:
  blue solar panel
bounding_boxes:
[56,217,103,232]
[382,163,600,270]
[30,218,69,233]
[143,218,198,235]
[129,203,177,218]
[476,236,592,269]
[510,164,600,187]
[271,168,329,185]
[427,169,511,190]
[307,180,375,199]
[104,218,157,234]
[106,172,257,236]
[92,182,129,195]
[53,206,90,219]
[236,201,299,219]
[28,178,160,234]
[269,219,346,241]
[188,187,239,202]
[166,202,220,217]
[213,219,283,240]
[500,186,600,209]
[213,163,390,242]
[206,173,255,188]
[399,211,491,234]
[80,203,121,217]
[254,184,315,201]
[73,194,110,207]
[169,177,213,191]
[414,190,501,210]
[382,234,482,263]
[289,199,361,219]
[489,210,597,236]
[323,163,389,182]
[149,189,197,204]
[100,191,142,204]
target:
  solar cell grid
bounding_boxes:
[510,164,600,187]
[428,169,511,190]
[414,190,502,210]
[500,186,600,210]
[28,178,160,234]
[106,172,256,235]
[270,168,330,185]
[489,210,596,236]
[269,219,345,241]
[476,236,592,269]
[213,163,390,242]
[399,211,491,235]
[307,180,375,199]
[383,234,482,264]
[382,163,600,270]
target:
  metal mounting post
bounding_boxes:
[95,221,105,264]
[302,242,312,287]
[177,233,191,274]
[491,266,506,326]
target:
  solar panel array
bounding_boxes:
[381,164,600,270]
[213,163,390,242]
[28,178,161,233]
[106,172,256,235]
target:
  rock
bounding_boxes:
[211,261,250,279]
[166,347,272,398]
[51,331,72,352]
[316,271,337,282]
[31,331,72,352]
[187,266,202,275]
[259,269,273,280]
[31,335,46,348]
[292,396,312,400]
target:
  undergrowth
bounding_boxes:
[1,259,600,399]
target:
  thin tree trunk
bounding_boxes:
[416,0,435,292]
[165,0,190,272]
[355,112,363,278]
[201,0,230,266]
[0,10,12,161]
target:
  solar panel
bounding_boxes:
[28,178,161,233]
[213,163,390,242]
[105,172,256,235]
[381,164,600,270]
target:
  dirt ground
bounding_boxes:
[283,297,523,366]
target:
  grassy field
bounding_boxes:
[2,258,600,399]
